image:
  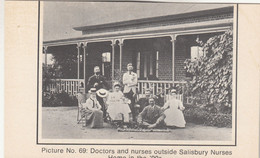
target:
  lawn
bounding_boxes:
[41,107,232,141]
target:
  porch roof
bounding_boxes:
[73,6,233,33]
[43,6,233,46]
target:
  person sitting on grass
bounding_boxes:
[81,88,103,128]
[135,89,152,114]
[137,97,166,129]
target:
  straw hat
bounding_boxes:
[96,88,109,98]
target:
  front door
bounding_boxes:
[134,51,158,80]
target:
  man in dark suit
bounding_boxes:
[135,89,160,114]
[87,66,109,120]
[137,97,166,129]
[136,89,151,113]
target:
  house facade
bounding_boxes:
[43,6,234,97]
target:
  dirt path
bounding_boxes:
[41,107,232,141]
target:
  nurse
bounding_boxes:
[106,82,132,123]
[162,89,186,128]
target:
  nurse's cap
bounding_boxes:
[170,89,177,93]
[127,63,133,67]
[113,81,121,88]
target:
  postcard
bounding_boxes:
[4,1,260,158]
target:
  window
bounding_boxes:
[186,46,204,78]
[136,51,158,80]
[101,52,111,78]
[190,46,204,61]
[102,52,111,62]
[136,52,140,78]
[43,54,55,65]
[156,51,159,77]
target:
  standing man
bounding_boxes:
[87,66,109,120]
[122,63,138,120]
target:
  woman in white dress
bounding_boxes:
[162,89,186,128]
[106,82,131,123]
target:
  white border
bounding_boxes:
[0,0,4,157]
[38,2,237,145]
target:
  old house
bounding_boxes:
[43,6,234,97]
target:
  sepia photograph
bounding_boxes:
[39,2,236,145]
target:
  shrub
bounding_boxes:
[183,106,232,128]
[42,91,78,107]
[184,30,233,112]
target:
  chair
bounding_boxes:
[164,93,183,103]
[76,92,88,124]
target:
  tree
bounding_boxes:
[184,29,233,111]
[51,51,78,79]
[42,63,59,92]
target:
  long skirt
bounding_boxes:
[107,103,131,122]
[83,109,103,128]
[164,107,186,127]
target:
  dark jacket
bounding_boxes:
[136,96,162,112]
[87,74,108,91]
[138,105,166,124]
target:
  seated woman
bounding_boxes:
[162,89,186,128]
[81,88,103,128]
[106,82,131,123]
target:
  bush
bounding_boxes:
[184,106,232,128]
[184,30,233,112]
[42,91,78,107]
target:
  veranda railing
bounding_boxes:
[137,80,187,102]
[47,79,85,96]
[46,79,187,101]
[137,80,186,95]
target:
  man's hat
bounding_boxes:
[88,88,97,93]
[96,88,109,98]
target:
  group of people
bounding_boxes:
[79,63,186,129]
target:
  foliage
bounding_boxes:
[183,106,232,128]
[42,64,54,92]
[42,91,78,107]
[42,63,63,92]
[113,69,125,89]
[114,69,125,82]
[51,51,78,79]
[184,30,233,110]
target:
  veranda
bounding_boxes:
[42,7,233,103]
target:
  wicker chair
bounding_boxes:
[76,92,88,124]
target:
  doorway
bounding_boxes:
[135,51,158,80]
